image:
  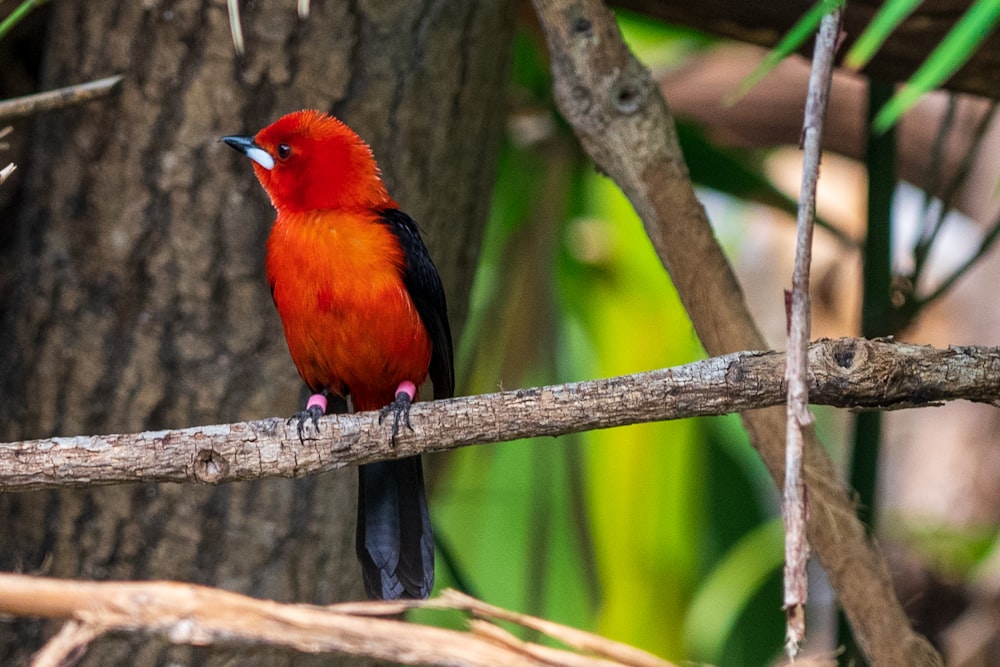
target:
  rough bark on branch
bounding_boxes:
[782,9,842,654]
[2,338,998,493]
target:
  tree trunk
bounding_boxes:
[0,1,511,664]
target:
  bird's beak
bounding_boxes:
[221,135,275,170]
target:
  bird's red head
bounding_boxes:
[224,110,393,213]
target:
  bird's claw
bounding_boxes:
[289,404,325,443]
[379,390,414,446]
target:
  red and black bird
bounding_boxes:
[224,110,453,600]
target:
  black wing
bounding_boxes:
[378,208,454,400]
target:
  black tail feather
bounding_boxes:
[356,456,434,600]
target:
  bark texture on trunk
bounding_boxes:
[0,1,511,664]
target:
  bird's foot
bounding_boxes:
[378,381,417,446]
[289,392,328,443]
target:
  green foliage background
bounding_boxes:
[415,5,1000,659]
[428,18,786,664]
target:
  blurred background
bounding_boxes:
[430,10,1000,666]
[2,2,1000,665]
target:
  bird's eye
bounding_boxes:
[276,143,292,160]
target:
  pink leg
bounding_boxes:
[394,381,417,402]
[291,391,329,442]
[380,381,418,446]
[306,392,329,413]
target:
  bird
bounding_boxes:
[222,110,453,600]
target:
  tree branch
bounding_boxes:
[0,75,124,123]
[0,576,672,667]
[529,1,944,663]
[1,338,997,493]
[783,7,842,655]
[614,0,1000,101]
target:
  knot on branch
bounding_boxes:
[831,338,857,369]
[570,16,592,36]
[193,448,229,484]
[546,1,655,134]
[610,76,646,115]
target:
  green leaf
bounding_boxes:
[0,0,50,43]
[728,0,846,104]
[684,519,785,662]
[873,0,1000,132]
[844,0,925,70]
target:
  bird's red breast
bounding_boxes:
[266,207,433,411]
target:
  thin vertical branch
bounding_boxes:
[529,0,941,662]
[911,99,998,301]
[784,6,843,657]
[912,96,957,271]
[225,0,245,56]
[0,125,12,185]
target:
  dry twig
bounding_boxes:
[0,75,123,123]
[225,0,245,56]
[783,7,843,655]
[0,575,671,667]
[0,125,13,184]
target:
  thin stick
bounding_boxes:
[784,6,843,657]
[911,100,998,294]
[0,575,673,667]
[436,590,669,667]
[32,620,106,667]
[226,0,245,56]
[918,206,1000,307]
[0,126,12,185]
[0,75,123,123]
